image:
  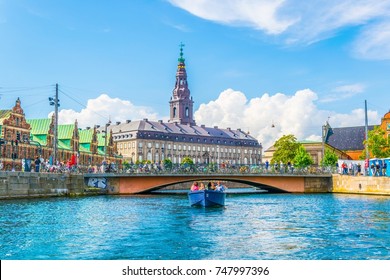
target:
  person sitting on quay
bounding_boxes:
[190,181,199,192]
[382,162,387,176]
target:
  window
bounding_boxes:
[185,107,189,117]
[173,107,176,117]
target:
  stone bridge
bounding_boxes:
[84,173,332,194]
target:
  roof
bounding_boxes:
[58,124,75,139]
[27,119,51,135]
[79,129,93,143]
[326,125,375,151]
[108,119,260,146]
[0,110,12,125]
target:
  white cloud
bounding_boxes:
[194,88,380,149]
[51,94,162,129]
[320,83,365,103]
[168,0,390,60]
[352,21,390,60]
[168,0,296,34]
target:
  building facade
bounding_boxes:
[326,112,390,160]
[110,46,262,165]
[0,98,119,171]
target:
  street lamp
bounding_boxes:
[103,121,111,161]
[49,83,60,165]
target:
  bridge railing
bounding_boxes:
[81,163,336,176]
[8,162,338,176]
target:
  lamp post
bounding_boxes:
[103,121,111,162]
[49,83,60,165]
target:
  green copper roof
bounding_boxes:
[27,119,51,134]
[58,139,71,150]
[0,110,12,125]
[79,143,91,153]
[97,132,110,147]
[178,42,185,63]
[58,124,75,139]
[31,134,47,146]
[79,129,94,143]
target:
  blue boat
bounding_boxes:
[188,190,226,207]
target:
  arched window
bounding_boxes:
[185,107,189,117]
[173,107,177,117]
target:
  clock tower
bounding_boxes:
[169,43,195,125]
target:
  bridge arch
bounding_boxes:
[84,174,332,194]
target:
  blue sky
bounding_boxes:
[1,0,390,148]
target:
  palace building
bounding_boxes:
[108,45,262,165]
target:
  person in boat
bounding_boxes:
[207,181,216,190]
[215,181,227,191]
[199,182,205,190]
[190,181,200,191]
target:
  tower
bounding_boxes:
[169,43,195,125]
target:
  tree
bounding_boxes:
[364,126,390,158]
[181,156,195,172]
[271,134,301,164]
[181,156,194,166]
[293,146,313,169]
[163,158,172,170]
[322,149,338,167]
[122,160,131,170]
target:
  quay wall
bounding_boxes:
[332,174,390,195]
[0,172,95,199]
[1,172,390,200]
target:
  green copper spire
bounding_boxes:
[178,42,185,63]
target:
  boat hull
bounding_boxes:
[188,190,226,207]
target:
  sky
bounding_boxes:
[1,0,390,149]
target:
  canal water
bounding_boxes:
[0,193,389,260]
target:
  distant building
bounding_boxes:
[0,98,119,171]
[326,112,390,160]
[263,140,351,165]
[109,45,262,165]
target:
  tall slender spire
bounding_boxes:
[169,43,195,125]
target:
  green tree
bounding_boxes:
[364,126,390,158]
[163,158,172,170]
[271,134,301,164]
[181,156,195,172]
[122,160,131,169]
[181,156,194,166]
[321,149,338,167]
[293,146,313,168]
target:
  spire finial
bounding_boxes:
[178,42,185,63]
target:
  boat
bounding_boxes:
[188,189,226,207]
